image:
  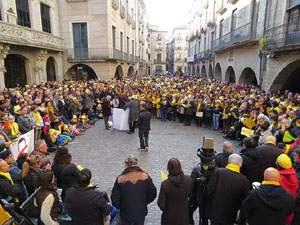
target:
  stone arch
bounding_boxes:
[225,66,236,83]
[115,65,124,80]
[4,54,29,88]
[46,57,57,82]
[65,64,98,80]
[269,59,300,92]
[238,67,257,86]
[215,63,222,81]
[128,66,134,77]
[201,65,207,77]
[208,64,213,78]
[196,65,200,77]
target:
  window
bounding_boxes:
[290,0,300,9]
[157,53,162,62]
[157,34,162,40]
[127,37,130,53]
[16,0,31,27]
[41,3,51,33]
[0,8,2,21]
[132,40,134,55]
[112,26,116,49]
[120,32,123,51]
[73,23,88,58]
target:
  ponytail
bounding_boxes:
[22,160,30,178]
[22,155,42,178]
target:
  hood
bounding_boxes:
[280,168,298,195]
[294,163,300,174]
[168,173,184,188]
[257,185,289,210]
[121,166,143,175]
[241,148,261,160]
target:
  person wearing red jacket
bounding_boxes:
[276,154,299,224]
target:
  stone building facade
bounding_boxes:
[148,26,167,74]
[59,0,148,81]
[0,0,63,88]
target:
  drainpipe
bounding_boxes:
[259,0,269,90]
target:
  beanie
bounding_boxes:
[277,154,292,169]
[0,150,12,160]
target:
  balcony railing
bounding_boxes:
[120,5,125,18]
[0,21,63,51]
[155,47,162,51]
[112,0,119,10]
[67,48,139,63]
[176,58,182,61]
[186,55,195,63]
[264,19,300,51]
[176,46,182,50]
[212,22,258,52]
[127,13,132,25]
[154,60,166,64]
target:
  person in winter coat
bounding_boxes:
[239,167,295,225]
[215,141,234,168]
[1,150,28,204]
[17,107,33,134]
[102,95,111,130]
[137,104,151,151]
[205,154,250,225]
[292,148,300,225]
[44,129,59,152]
[276,154,299,224]
[240,137,263,185]
[111,156,157,225]
[29,105,44,141]
[65,169,111,225]
[30,139,51,169]
[0,159,21,203]
[35,170,61,225]
[157,158,193,225]
[3,115,21,140]
[124,97,139,134]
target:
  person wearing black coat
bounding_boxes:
[137,104,151,151]
[59,162,79,200]
[157,158,193,225]
[215,141,234,168]
[240,137,263,185]
[111,156,157,225]
[238,168,295,225]
[17,107,33,134]
[44,133,59,152]
[65,169,110,225]
[257,136,282,173]
[102,95,111,130]
[205,154,249,225]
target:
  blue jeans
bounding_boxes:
[160,109,167,121]
[139,129,149,148]
[213,114,220,130]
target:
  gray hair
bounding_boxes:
[125,155,138,166]
[265,136,276,144]
[223,141,234,154]
[257,114,265,121]
[228,154,243,168]
[34,139,46,150]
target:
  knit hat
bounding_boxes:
[0,150,12,160]
[277,154,292,169]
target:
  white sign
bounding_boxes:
[113,108,129,131]
[10,129,35,160]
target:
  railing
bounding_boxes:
[154,60,166,64]
[176,58,182,61]
[186,55,195,63]
[155,47,162,51]
[127,13,132,25]
[212,22,258,51]
[112,0,119,9]
[176,46,182,50]
[0,21,63,51]
[67,48,139,63]
[120,5,125,18]
[264,19,300,51]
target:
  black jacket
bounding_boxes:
[294,163,300,213]
[59,163,79,199]
[111,166,157,223]
[257,143,282,173]
[215,152,231,168]
[65,186,111,225]
[137,110,151,131]
[17,114,32,134]
[0,173,22,201]
[240,148,263,184]
[205,168,249,224]
[240,184,295,225]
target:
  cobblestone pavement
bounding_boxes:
[56,118,240,224]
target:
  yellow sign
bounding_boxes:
[160,170,168,181]
[242,118,256,129]
[241,127,254,137]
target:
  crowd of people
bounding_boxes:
[0,74,300,225]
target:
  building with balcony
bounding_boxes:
[187,0,215,77]
[0,0,63,88]
[60,0,147,80]
[168,26,188,75]
[148,26,167,74]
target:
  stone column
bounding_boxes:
[33,50,48,84]
[0,44,10,89]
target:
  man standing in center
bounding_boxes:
[137,104,151,151]
[124,96,139,134]
[111,156,157,225]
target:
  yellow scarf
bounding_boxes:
[197,103,202,110]
[32,112,41,124]
[266,141,276,145]
[226,163,240,173]
[0,172,19,202]
[9,122,19,136]
[262,180,280,186]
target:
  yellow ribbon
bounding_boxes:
[225,163,240,173]
[262,180,280,186]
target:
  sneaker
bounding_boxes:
[145,145,149,152]
[138,148,145,151]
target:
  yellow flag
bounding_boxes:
[160,170,168,181]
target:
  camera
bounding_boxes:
[197,136,215,165]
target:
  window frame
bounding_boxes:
[40,3,51,33]
[16,0,31,28]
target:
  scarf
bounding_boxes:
[32,112,41,124]
[4,122,19,135]
[225,163,240,173]
[262,180,280,186]
[0,172,19,202]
